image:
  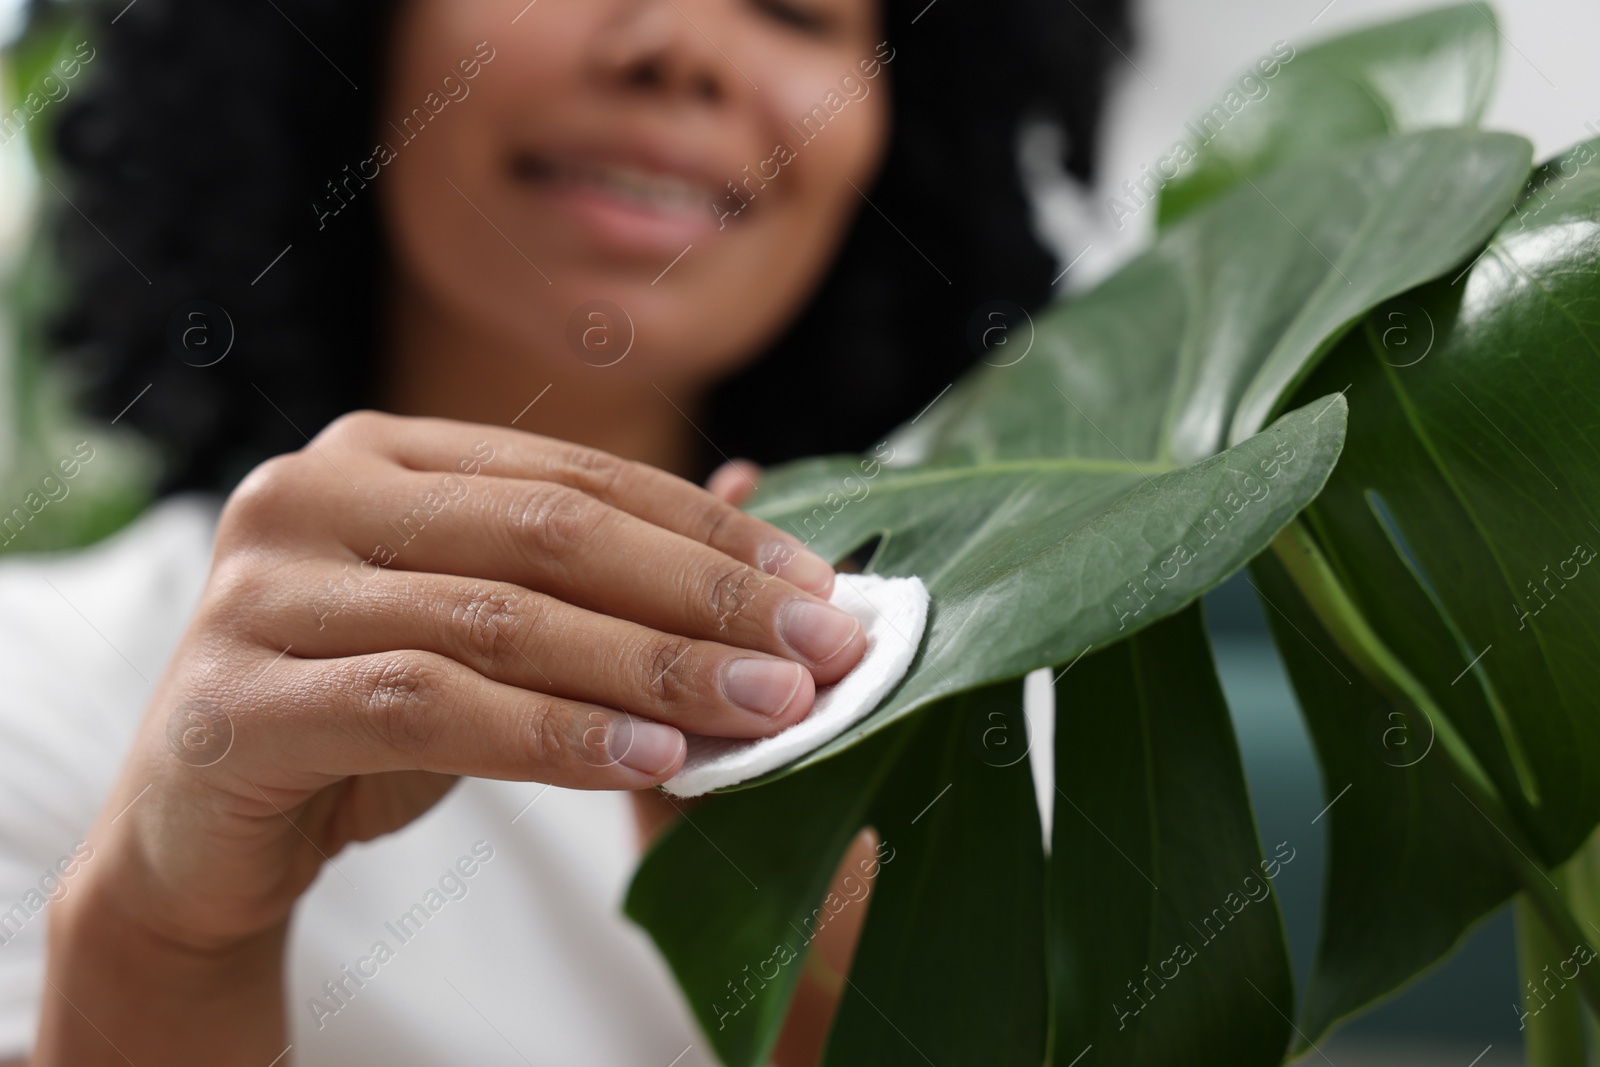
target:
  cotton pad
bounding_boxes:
[661,573,931,798]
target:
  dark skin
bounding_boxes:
[18,0,893,1061]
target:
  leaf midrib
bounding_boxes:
[751,455,1174,519]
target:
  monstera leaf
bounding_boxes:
[628,133,1532,1067]
[1100,4,1600,1041]
[628,682,1054,1067]
[1158,2,1501,226]
[1049,606,1295,1066]
[743,398,1341,784]
[734,125,1527,782]
[1267,135,1600,1040]
[823,681,1050,1066]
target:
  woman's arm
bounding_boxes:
[631,791,878,1067]
[36,860,288,1065]
[769,829,879,1067]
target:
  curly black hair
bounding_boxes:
[29,0,1130,493]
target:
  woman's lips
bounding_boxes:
[508,151,741,259]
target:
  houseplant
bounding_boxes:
[626,6,1600,1065]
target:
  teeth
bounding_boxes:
[585,164,707,213]
[565,160,709,214]
[512,154,717,215]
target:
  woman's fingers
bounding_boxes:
[246,649,687,789]
[276,565,816,737]
[319,412,832,595]
[327,471,867,683]
[707,459,762,506]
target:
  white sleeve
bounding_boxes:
[0,496,218,1058]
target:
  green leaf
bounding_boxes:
[746,396,1345,784]
[627,685,1048,1067]
[1223,129,1529,444]
[1291,136,1600,860]
[1247,547,1515,1043]
[1157,3,1500,226]
[1269,135,1600,1038]
[824,682,1048,1066]
[737,128,1527,786]
[901,129,1528,469]
[3,10,93,165]
[1048,606,1294,1066]
[624,725,913,1067]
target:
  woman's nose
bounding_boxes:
[589,0,734,104]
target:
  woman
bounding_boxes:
[0,0,1125,1061]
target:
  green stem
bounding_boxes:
[1558,829,1600,1066]
[1447,743,1600,1023]
[1560,827,1600,946]
[1269,521,1494,794]
[1269,519,1600,1019]
[1517,890,1587,1066]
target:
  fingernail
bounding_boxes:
[779,599,861,664]
[610,720,684,777]
[722,658,804,718]
[761,540,834,594]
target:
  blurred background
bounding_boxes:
[2,0,1596,1063]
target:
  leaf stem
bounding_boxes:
[1516,891,1588,1066]
[1268,521,1493,794]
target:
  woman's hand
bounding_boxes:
[35,412,865,1066]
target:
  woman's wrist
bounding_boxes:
[31,841,289,1067]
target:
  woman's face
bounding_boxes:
[381,0,889,385]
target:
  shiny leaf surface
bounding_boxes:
[736,128,1527,784]
[1277,136,1600,1036]
[824,683,1048,1066]
[1049,606,1295,1066]
[1158,3,1500,226]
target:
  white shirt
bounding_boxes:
[0,495,716,1065]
